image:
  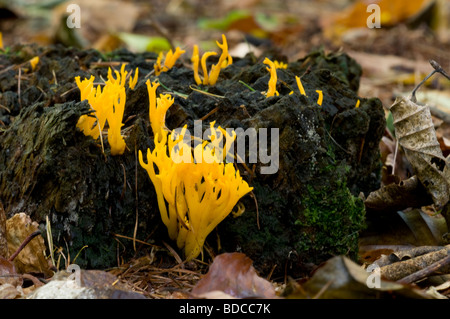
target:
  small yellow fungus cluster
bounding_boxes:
[76,64,138,155]
[154,47,186,76]
[29,57,39,71]
[139,80,252,260]
[0,32,3,49]
[263,57,279,97]
[288,75,326,106]
[191,34,232,86]
[316,90,323,106]
[129,68,139,90]
[274,60,288,69]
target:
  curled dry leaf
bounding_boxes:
[387,95,450,207]
[365,175,433,212]
[284,256,430,299]
[191,252,277,299]
[6,213,52,277]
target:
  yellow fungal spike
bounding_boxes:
[29,56,39,71]
[263,57,279,98]
[201,51,217,85]
[107,65,128,88]
[0,32,3,49]
[208,34,230,86]
[129,68,139,90]
[191,45,202,85]
[355,99,360,108]
[295,76,306,96]
[164,47,185,70]
[75,75,95,101]
[75,75,102,138]
[107,87,126,155]
[154,51,163,76]
[146,79,160,121]
[316,90,323,106]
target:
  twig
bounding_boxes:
[411,60,450,102]
[397,253,450,284]
[379,245,450,281]
[8,230,42,262]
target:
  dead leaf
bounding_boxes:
[388,95,450,207]
[191,252,277,299]
[284,256,431,299]
[397,208,448,246]
[322,0,436,42]
[0,283,23,299]
[0,256,21,287]
[52,0,140,47]
[6,213,52,277]
[365,175,433,212]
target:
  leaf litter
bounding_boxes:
[1,0,450,300]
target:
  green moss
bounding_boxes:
[294,170,365,262]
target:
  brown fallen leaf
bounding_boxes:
[6,213,52,277]
[0,256,22,287]
[284,256,431,299]
[365,175,433,212]
[191,252,277,299]
[386,61,450,207]
[322,0,436,42]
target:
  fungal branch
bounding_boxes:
[191,34,232,86]
[263,57,279,97]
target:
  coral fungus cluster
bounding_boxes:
[139,79,253,260]
[191,34,232,86]
[75,64,138,155]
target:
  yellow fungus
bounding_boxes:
[191,45,202,85]
[193,35,232,86]
[164,47,186,70]
[263,57,279,98]
[274,60,288,69]
[129,68,139,90]
[201,51,217,85]
[316,90,323,106]
[75,65,128,155]
[107,87,126,155]
[208,34,230,86]
[29,56,39,71]
[355,99,360,108]
[295,76,306,96]
[154,47,186,76]
[154,52,164,76]
[139,83,252,260]
[0,32,3,49]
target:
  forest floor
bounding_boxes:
[1,0,450,300]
